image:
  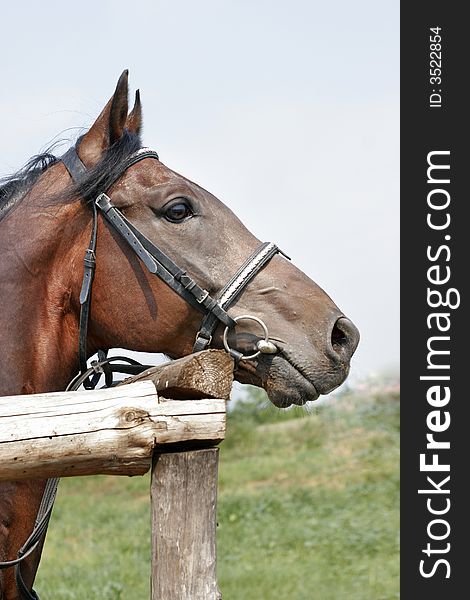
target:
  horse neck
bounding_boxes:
[0,172,89,395]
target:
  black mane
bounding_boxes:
[0,151,59,218]
[68,131,142,202]
[0,131,142,219]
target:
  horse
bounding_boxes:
[0,70,359,599]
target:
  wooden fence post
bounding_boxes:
[151,448,222,600]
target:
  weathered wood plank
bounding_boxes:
[118,350,233,400]
[0,382,226,480]
[151,449,221,600]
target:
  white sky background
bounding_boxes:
[0,1,399,382]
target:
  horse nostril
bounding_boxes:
[332,324,348,349]
[330,317,360,359]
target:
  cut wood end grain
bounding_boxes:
[119,350,234,401]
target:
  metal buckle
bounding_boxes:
[84,249,96,266]
[197,290,209,304]
[195,331,213,347]
[95,193,112,212]
[222,315,278,361]
[85,249,96,260]
[90,360,104,374]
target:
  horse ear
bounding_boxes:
[108,70,129,144]
[126,90,142,135]
[78,70,129,167]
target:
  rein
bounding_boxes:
[1,143,287,599]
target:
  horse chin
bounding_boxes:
[237,354,320,408]
[263,354,320,407]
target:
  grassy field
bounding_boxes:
[35,383,399,599]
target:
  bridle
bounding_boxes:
[64,145,287,389]
[1,142,287,599]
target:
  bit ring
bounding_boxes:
[223,314,271,361]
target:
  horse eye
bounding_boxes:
[164,201,193,223]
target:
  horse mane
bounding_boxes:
[0,151,59,218]
[67,130,142,202]
[0,130,142,218]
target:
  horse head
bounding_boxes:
[58,71,358,407]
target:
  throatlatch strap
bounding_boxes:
[78,202,100,389]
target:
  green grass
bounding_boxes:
[35,386,399,599]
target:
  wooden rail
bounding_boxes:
[0,381,225,480]
[0,350,233,599]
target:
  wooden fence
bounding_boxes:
[0,350,233,599]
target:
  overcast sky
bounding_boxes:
[0,1,399,383]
